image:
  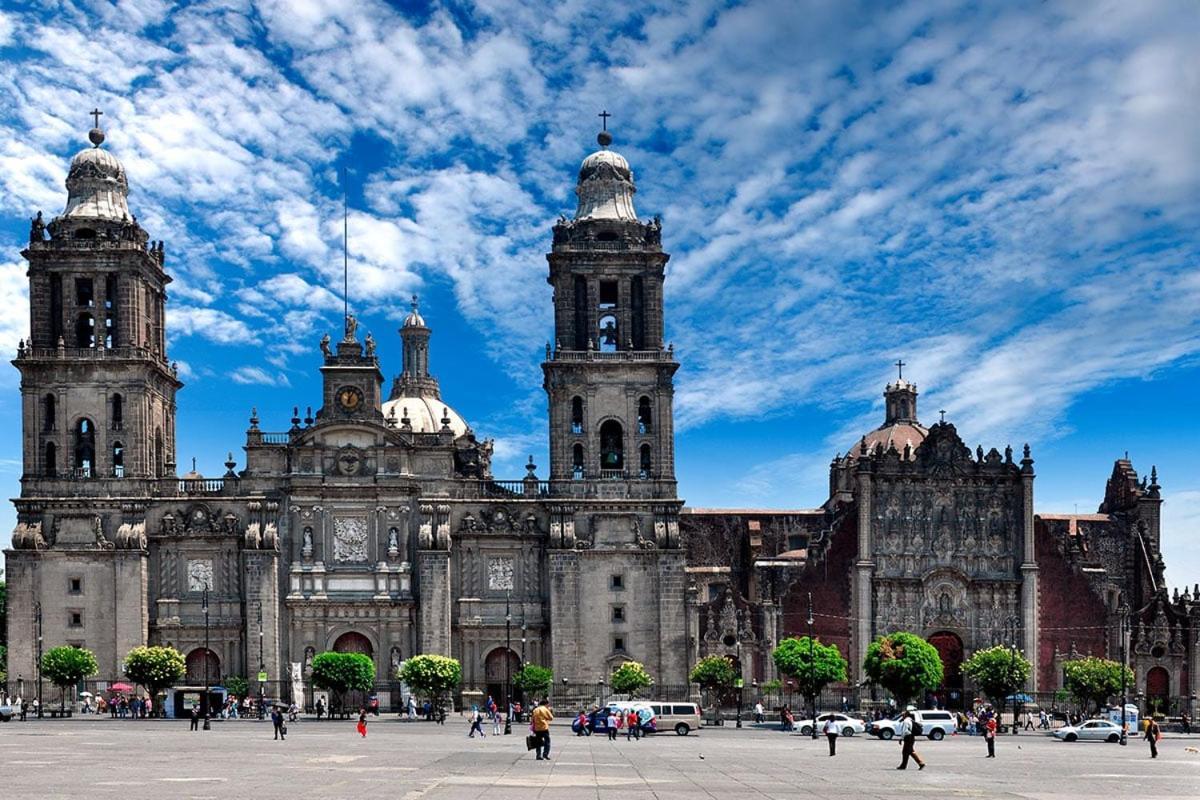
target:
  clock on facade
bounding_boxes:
[336,385,364,412]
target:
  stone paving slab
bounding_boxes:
[1,717,1197,799]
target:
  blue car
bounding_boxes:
[572,704,657,735]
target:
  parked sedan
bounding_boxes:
[1053,719,1123,743]
[797,712,867,736]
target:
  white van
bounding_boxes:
[647,701,702,735]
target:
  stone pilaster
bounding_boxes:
[656,549,688,684]
[1021,458,1038,690]
[416,550,451,655]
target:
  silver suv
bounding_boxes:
[867,709,957,740]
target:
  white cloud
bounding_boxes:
[168,306,257,345]
[228,365,290,386]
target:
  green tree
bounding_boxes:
[224,675,249,699]
[123,646,186,706]
[609,661,653,697]
[690,655,737,723]
[962,645,1032,705]
[0,574,7,647]
[398,654,462,716]
[862,632,944,705]
[310,652,376,717]
[1062,656,1133,714]
[0,644,7,686]
[772,636,848,721]
[760,678,782,697]
[512,664,553,700]
[41,645,98,712]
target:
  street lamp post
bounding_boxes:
[504,590,513,735]
[807,592,817,740]
[1119,604,1130,745]
[35,601,44,718]
[257,604,265,720]
[202,587,211,730]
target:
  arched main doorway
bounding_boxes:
[185,647,221,684]
[927,631,965,709]
[1146,666,1170,714]
[484,647,521,708]
[331,632,375,714]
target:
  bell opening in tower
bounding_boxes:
[600,419,624,473]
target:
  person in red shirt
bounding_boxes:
[984,714,997,757]
[625,709,641,741]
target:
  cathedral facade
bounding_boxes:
[5,120,1196,716]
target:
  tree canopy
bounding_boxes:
[772,637,848,699]
[1062,656,1134,712]
[609,661,654,697]
[41,645,98,709]
[962,645,1032,705]
[122,646,186,693]
[512,664,553,699]
[398,654,462,704]
[689,655,737,690]
[862,632,944,704]
[223,675,249,698]
[310,652,376,699]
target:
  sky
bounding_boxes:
[0,0,1197,585]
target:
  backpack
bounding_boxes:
[910,719,923,736]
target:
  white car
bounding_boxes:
[797,712,866,736]
[1053,719,1123,743]
[867,709,957,740]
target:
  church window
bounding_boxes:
[599,419,624,471]
[112,441,125,478]
[74,228,96,240]
[69,611,83,628]
[74,418,95,477]
[154,428,164,478]
[44,441,57,477]
[43,394,56,431]
[105,275,118,347]
[612,605,625,623]
[112,394,123,429]
[613,636,625,652]
[571,397,584,434]
[899,399,909,418]
[49,274,63,343]
[598,314,618,352]
[75,277,94,307]
[596,230,619,242]
[75,312,95,347]
[637,396,652,433]
[573,275,588,350]
[787,534,807,551]
[68,577,82,594]
[610,574,624,590]
[572,444,585,479]
[598,280,618,309]
[639,444,652,479]
[630,276,645,349]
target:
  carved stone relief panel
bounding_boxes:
[187,559,214,592]
[488,556,514,591]
[333,517,369,563]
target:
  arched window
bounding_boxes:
[598,314,618,352]
[112,394,123,429]
[43,394,56,431]
[572,443,585,479]
[154,428,164,478]
[573,275,588,350]
[639,444,652,479]
[44,441,57,478]
[74,418,95,477]
[899,399,909,419]
[637,396,652,434]
[630,276,645,349]
[571,396,584,434]
[112,441,124,478]
[599,419,624,472]
[75,312,95,347]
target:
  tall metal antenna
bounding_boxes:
[342,164,349,333]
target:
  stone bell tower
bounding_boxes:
[542,122,678,495]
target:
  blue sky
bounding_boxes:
[0,0,1197,585]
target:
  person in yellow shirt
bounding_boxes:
[531,699,554,761]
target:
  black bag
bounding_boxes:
[910,720,923,736]
[281,724,288,736]
[526,733,538,751]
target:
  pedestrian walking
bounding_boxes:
[984,714,997,757]
[19,700,28,722]
[823,716,839,756]
[492,708,502,735]
[1023,710,1034,730]
[1146,717,1161,758]
[357,708,368,738]
[607,709,619,740]
[754,701,764,724]
[272,706,287,741]
[190,704,200,732]
[1181,713,1190,734]
[531,699,554,760]
[626,709,641,741]
[468,707,485,738]
[896,709,926,770]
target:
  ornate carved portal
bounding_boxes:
[332,517,369,562]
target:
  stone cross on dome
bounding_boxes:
[895,359,905,380]
[87,107,106,147]
[597,110,613,147]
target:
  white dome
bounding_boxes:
[62,146,131,221]
[381,395,469,436]
[575,147,638,222]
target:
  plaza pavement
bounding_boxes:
[1,716,1197,799]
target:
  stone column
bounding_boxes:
[113,550,150,674]
[416,550,451,655]
[852,464,875,682]
[1020,455,1039,691]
